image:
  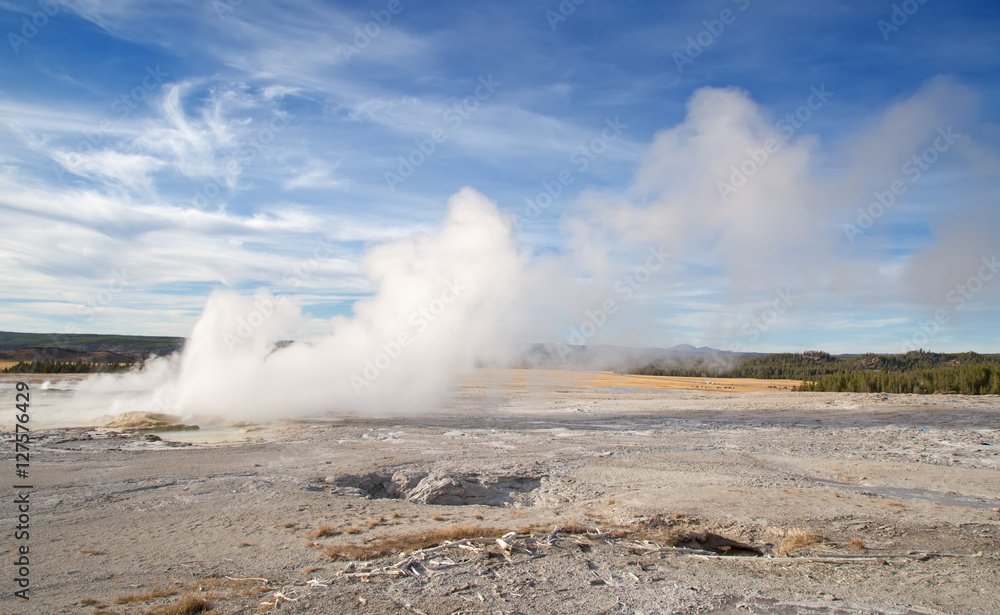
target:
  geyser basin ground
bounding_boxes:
[3,371,999,614]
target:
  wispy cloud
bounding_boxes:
[0,0,997,353]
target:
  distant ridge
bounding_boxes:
[512,342,760,370]
[0,331,759,366]
[0,331,183,358]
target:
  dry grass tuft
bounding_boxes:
[364,517,392,529]
[80,549,106,556]
[849,538,866,550]
[551,520,601,535]
[776,529,823,555]
[313,525,342,538]
[324,524,508,561]
[114,588,177,604]
[527,515,677,542]
[575,513,703,545]
[146,595,210,615]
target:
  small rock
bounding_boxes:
[330,486,367,497]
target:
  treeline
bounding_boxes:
[631,351,853,380]
[630,350,1000,395]
[799,364,1000,395]
[0,330,183,355]
[1,359,136,374]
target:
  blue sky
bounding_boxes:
[1,0,999,353]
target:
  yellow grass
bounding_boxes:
[312,525,342,538]
[776,529,823,555]
[146,596,210,615]
[463,368,802,393]
[114,588,177,604]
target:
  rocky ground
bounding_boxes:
[2,377,999,614]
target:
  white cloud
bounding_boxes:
[283,158,344,190]
[51,149,165,190]
[554,77,999,348]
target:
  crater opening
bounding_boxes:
[325,469,543,507]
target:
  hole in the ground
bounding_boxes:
[328,470,543,507]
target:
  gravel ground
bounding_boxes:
[2,377,999,614]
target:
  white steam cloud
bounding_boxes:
[75,188,527,422]
[67,76,998,424]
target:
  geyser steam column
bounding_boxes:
[131,188,527,420]
[350,276,468,394]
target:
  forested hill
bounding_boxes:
[630,351,1000,395]
[0,331,183,357]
